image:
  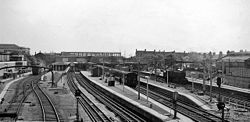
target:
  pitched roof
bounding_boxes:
[222,56,250,62]
[0,44,20,49]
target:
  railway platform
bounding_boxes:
[139,77,213,110]
[146,76,250,121]
[186,77,250,94]
[80,71,194,122]
[0,72,31,103]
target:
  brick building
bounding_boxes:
[220,51,250,89]
[0,44,29,78]
[135,49,187,69]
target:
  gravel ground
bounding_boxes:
[42,72,91,122]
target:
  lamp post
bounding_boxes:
[75,89,81,122]
[166,69,169,86]
[191,72,195,93]
[123,58,125,92]
[145,76,150,103]
[102,58,104,80]
[98,65,100,77]
[217,71,222,101]
[51,69,54,88]
[173,91,178,119]
[123,73,125,92]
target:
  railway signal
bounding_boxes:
[217,101,225,122]
[216,70,225,122]
[217,101,225,110]
[217,77,222,88]
[75,89,81,122]
[172,91,178,119]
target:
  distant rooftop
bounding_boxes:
[0,44,30,50]
[227,51,250,56]
[0,44,19,49]
[0,43,30,55]
[222,56,250,62]
[136,49,175,53]
[221,51,250,62]
[60,51,122,57]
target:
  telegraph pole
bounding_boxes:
[123,57,125,92]
[102,58,104,80]
[165,59,169,86]
[209,58,213,102]
[154,59,157,82]
[138,61,141,100]
[202,60,206,94]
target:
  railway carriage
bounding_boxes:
[140,70,189,85]
[163,71,189,84]
[109,68,138,88]
[91,65,138,88]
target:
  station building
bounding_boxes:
[220,51,250,89]
[0,44,30,55]
[54,51,123,71]
[51,62,70,71]
[56,51,122,63]
[0,44,29,79]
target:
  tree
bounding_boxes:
[218,51,223,59]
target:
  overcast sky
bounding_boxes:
[0,0,250,56]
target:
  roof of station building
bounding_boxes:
[0,44,20,49]
[221,55,250,62]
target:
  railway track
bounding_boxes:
[31,76,61,122]
[138,86,226,122]
[0,75,41,121]
[6,76,39,112]
[74,73,147,122]
[184,84,250,110]
[141,72,250,110]
[15,76,41,119]
[67,72,111,122]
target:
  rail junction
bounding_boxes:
[0,63,249,121]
